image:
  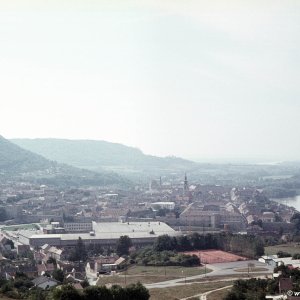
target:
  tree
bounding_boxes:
[5,239,14,249]
[69,237,87,262]
[110,285,127,300]
[153,235,176,251]
[52,269,64,283]
[116,236,132,256]
[176,235,192,251]
[0,208,8,222]
[47,257,57,265]
[224,291,246,300]
[125,282,150,300]
[156,208,169,217]
[52,284,82,300]
[83,286,113,300]
[28,288,47,300]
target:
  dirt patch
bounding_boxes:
[184,250,247,264]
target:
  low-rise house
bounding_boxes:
[16,244,30,255]
[279,277,293,294]
[47,247,65,261]
[40,244,66,262]
[258,255,278,266]
[71,282,84,290]
[259,255,300,269]
[261,212,275,223]
[37,262,55,276]
[32,276,58,289]
[85,256,119,278]
[65,271,85,283]
[101,257,126,272]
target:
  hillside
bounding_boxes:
[0,135,53,174]
[0,136,128,187]
[11,139,196,176]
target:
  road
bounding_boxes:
[145,260,273,289]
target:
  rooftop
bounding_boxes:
[29,221,178,240]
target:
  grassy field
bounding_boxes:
[126,265,210,277]
[207,287,232,300]
[234,267,268,273]
[97,265,211,287]
[149,281,234,300]
[1,223,39,231]
[265,243,300,256]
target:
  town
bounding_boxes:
[0,171,300,299]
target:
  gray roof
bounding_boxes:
[30,221,178,240]
[32,276,58,286]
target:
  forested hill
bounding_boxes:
[0,136,129,187]
[0,135,53,173]
[11,138,196,173]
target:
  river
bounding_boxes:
[273,195,300,211]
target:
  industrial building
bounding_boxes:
[10,221,179,249]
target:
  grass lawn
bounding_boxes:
[0,294,12,300]
[1,223,39,231]
[149,281,234,300]
[234,267,268,273]
[183,273,271,284]
[126,265,211,277]
[207,287,232,300]
[97,265,211,287]
[265,243,300,256]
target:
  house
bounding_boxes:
[85,262,100,279]
[261,212,275,223]
[40,244,65,261]
[32,276,58,289]
[258,255,278,266]
[85,256,119,278]
[71,282,83,290]
[41,244,51,254]
[16,244,30,255]
[47,247,65,261]
[37,262,55,276]
[279,277,293,294]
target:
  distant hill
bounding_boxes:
[0,136,128,187]
[11,138,196,178]
[0,135,53,173]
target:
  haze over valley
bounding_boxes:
[0,1,300,299]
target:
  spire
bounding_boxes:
[184,173,188,192]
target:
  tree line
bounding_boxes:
[153,232,264,258]
[0,272,149,300]
[224,265,300,299]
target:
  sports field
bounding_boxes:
[184,250,247,264]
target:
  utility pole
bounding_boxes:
[124,268,127,286]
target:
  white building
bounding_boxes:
[151,202,175,210]
[27,221,180,248]
[63,222,93,233]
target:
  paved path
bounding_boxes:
[145,260,273,289]
[180,285,233,300]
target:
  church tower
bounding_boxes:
[183,173,189,193]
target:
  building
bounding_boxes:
[63,221,93,233]
[32,276,58,289]
[150,202,175,211]
[19,221,180,248]
[179,203,246,231]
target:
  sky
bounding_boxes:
[0,0,299,162]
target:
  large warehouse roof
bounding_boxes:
[29,221,178,240]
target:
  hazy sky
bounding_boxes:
[0,0,299,162]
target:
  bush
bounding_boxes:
[277,251,291,258]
